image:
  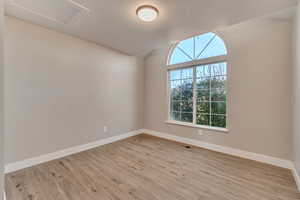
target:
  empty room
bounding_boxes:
[1,0,300,199]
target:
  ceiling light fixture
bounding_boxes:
[136,5,159,22]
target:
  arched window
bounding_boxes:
[167,32,228,130]
[168,32,227,65]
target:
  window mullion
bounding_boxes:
[193,37,196,60]
[209,68,212,127]
[180,70,183,121]
[192,66,197,125]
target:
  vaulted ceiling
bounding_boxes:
[5,0,297,56]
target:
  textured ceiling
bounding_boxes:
[5,0,298,56]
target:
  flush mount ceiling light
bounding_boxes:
[136,5,159,22]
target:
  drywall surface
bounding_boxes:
[292,3,300,174]
[0,0,4,199]
[4,17,143,163]
[144,18,293,160]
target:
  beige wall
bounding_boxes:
[144,18,293,160]
[293,3,300,174]
[3,11,294,168]
[4,17,143,164]
[0,0,3,199]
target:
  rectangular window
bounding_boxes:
[168,62,227,129]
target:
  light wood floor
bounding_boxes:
[5,134,300,200]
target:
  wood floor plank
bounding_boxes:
[5,134,300,200]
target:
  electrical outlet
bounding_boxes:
[198,129,204,136]
[104,126,108,133]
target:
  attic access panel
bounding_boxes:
[10,0,90,24]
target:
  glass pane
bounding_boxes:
[171,112,180,121]
[198,35,227,59]
[211,89,226,101]
[170,80,182,89]
[182,68,193,79]
[197,77,210,90]
[195,33,216,58]
[181,112,193,123]
[211,102,226,114]
[178,37,194,60]
[197,89,210,102]
[197,102,210,114]
[168,32,226,65]
[211,115,226,128]
[211,76,226,89]
[182,79,193,101]
[211,62,227,76]
[169,47,192,65]
[169,70,181,80]
[181,101,193,113]
[170,80,182,100]
[197,114,210,126]
[169,61,227,128]
[196,64,211,78]
[170,100,180,112]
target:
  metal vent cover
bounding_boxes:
[9,0,90,24]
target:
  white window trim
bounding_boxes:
[166,59,228,133]
[167,55,227,70]
[165,120,229,133]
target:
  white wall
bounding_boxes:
[144,17,293,160]
[4,17,144,164]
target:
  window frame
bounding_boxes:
[166,40,229,133]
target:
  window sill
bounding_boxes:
[165,120,229,133]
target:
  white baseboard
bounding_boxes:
[292,165,300,192]
[5,128,293,172]
[5,130,140,174]
[4,128,297,191]
[139,129,300,192]
[140,129,294,169]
